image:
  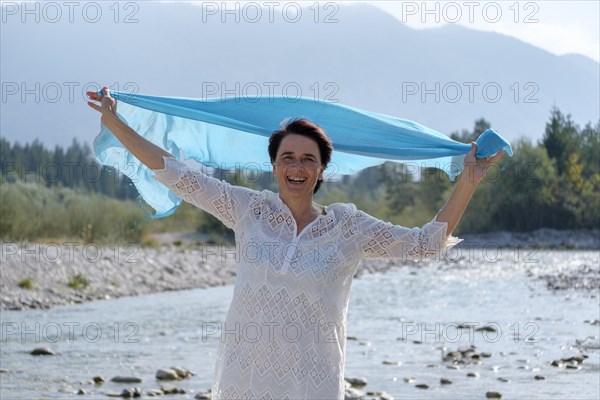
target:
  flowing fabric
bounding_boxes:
[93,90,513,218]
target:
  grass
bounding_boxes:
[67,273,90,290]
[18,277,34,290]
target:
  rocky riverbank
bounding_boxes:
[1,228,598,311]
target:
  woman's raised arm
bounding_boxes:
[435,142,504,236]
[87,86,173,170]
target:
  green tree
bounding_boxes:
[490,138,560,230]
[541,106,581,175]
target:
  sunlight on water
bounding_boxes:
[1,250,598,399]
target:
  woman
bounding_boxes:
[88,87,503,399]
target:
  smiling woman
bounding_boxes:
[87,86,505,400]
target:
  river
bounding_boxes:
[1,249,598,399]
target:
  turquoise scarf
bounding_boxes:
[93,91,513,217]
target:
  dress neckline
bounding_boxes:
[274,193,328,237]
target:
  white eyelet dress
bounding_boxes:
[152,156,463,400]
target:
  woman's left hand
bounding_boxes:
[463,141,504,184]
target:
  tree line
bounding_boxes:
[0,137,138,199]
[374,107,599,232]
[0,106,598,242]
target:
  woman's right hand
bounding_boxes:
[86,86,117,117]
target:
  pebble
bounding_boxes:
[106,387,142,398]
[565,364,582,370]
[440,378,452,385]
[467,371,480,378]
[160,384,185,394]
[415,383,429,389]
[534,375,546,380]
[93,376,105,384]
[344,387,365,400]
[382,360,401,365]
[156,368,179,380]
[111,376,143,383]
[171,366,194,378]
[458,344,474,353]
[195,391,212,399]
[476,325,498,333]
[486,391,502,399]
[366,391,394,400]
[497,377,510,383]
[30,347,55,356]
[551,354,586,369]
[346,377,368,387]
[403,377,415,383]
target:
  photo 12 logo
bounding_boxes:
[1,321,140,343]
[1,1,140,24]
[199,81,340,102]
[399,1,540,25]
[400,81,540,104]
[1,81,139,104]
[199,1,340,23]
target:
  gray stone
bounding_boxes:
[345,377,368,387]
[156,368,179,380]
[160,384,184,394]
[365,391,393,400]
[344,387,365,400]
[111,376,143,383]
[30,347,55,356]
[171,366,194,378]
[120,387,142,398]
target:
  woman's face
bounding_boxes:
[273,134,324,201]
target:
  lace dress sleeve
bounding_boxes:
[353,208,463,261]
[151,156,259,230]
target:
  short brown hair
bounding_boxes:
[268,118,333,194]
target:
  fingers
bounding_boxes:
[493,150,504,161]
[87,101,101,112]
[86,90,102,101]
[86,86,116,115]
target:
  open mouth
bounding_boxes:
[287,176,307,184]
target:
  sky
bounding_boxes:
[356,0,600,62]
[185,0,599,62]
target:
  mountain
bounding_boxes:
[1,2,598,148]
